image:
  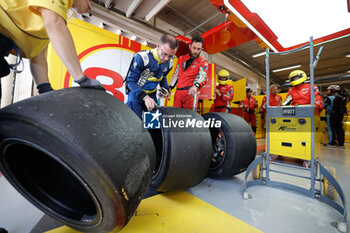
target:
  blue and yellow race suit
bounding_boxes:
[126,48,174,118]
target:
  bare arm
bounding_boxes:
[40,8,84,81]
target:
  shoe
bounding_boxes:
[328,143,336,148]
[336,144,345,148]
[303,160,310,168]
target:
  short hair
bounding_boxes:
[191,35,204,45]
[270,84,279,90]
[160,34,179,49]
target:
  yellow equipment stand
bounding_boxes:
[243,37,347,232]
[269,110,320,161]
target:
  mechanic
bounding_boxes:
[169,35,208,110]
[213,69,234,113]
[242,88,258,133]
[260,84,282,160]
[0,0,105,95]
[281,70,323,111]
[281,70,324,167]
[259,84,282,113]
[125,34,178,118]
[331,85,347,147]
[323,85,338,147]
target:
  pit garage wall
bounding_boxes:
[47,18,247,111]
[45,18,350,143]
[48,18,151,103]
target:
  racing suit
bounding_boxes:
[214,84,234,112]
[260,93,282,129]
[282,83,324,111]
[243,96,258,132]
[259,93,282,113]
[169,54,208,110]
[126,48,173,118]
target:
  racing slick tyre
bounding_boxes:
[149,107,212,192]
[202,112,256,179]
[0,88,156,233]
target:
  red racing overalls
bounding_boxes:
[242,96,258,131]
[214,84,234,112]
[283,83,324,111]
[170,54,208,110]
[259,93,283,113]
[260,93,282,129]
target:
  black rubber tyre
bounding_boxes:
[0,88,155,233]
[149,107,212,192]
[202,112,256,178]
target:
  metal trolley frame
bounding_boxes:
[243,37,347,232]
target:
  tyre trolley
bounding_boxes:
[243,37,347,232]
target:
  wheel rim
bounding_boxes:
[211,129,225,169]
[0,138,103,228]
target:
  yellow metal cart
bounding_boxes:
[243,37,347,232]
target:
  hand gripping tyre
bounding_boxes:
[0,88,156,233]
[149,107,212,192]
[202,112,256,178]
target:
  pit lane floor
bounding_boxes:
[0,139,349,233]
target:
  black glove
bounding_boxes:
[37,83,53,94]
[75,75,105,91]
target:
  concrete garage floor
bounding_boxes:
[0,140,349,233]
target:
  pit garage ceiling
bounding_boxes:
[91,0,350,89]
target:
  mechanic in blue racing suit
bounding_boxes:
[126,34,178,118]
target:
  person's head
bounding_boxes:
[72,0,91,14]
[246,88,253,97]
[189,36,204,59]
[157,34,178,63]
[270,84,279,95]
[289,70,307,86]
[327,85,340,95]
[217,69,230,85]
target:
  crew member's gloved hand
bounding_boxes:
[37,83,54,94]
[75,75,105,91]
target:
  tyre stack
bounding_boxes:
[0,88,256,232]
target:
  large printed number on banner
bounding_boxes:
[84,67,125,102]
[64,43,141,103]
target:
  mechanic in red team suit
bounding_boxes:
[281,70,323,111]
[214,69,234,113]
[259,84,282,113]
[259,84,282,140]
[169,36,208,110]
[281,70,324,168]
[242,88,258,132]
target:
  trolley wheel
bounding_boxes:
[252,163,261,180]
[323,166,338,200]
